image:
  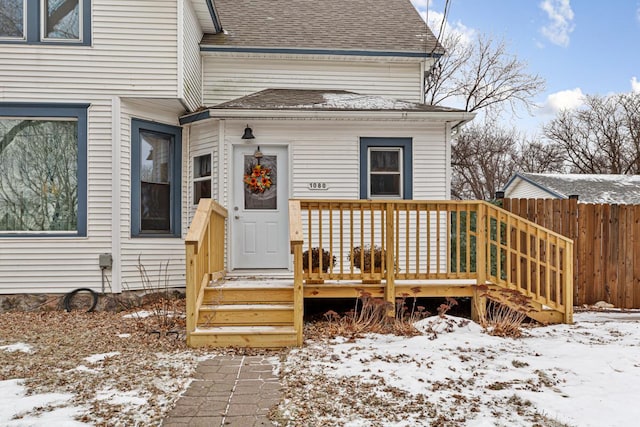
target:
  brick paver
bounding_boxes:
[162,355,281,427]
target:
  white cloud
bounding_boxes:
[539,0,575,47]
[410,1,475,45]
[540,88,585,114]
[632,77,640,93]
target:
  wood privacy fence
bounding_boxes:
[501,198,640,308]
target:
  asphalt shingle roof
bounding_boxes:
[202,0,442,56]
[516,173,640,204]
[210,89,464,112]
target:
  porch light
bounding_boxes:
[241,125,255,140]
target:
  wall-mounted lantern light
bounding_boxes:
[241,125,255,140]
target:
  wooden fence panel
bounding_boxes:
[502,198,640,309]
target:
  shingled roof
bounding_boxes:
[507,173,640,204]
[209,89,464,112]
[202,0,442,57]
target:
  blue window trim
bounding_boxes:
[131,119,182,238]
[359,138,413,200]
[1,0,92,46]
[0,102,89,237]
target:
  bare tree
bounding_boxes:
[452,123,564,200]
[0,120,78,231]
[451,123,520,200]
[426,33,545,116]
[544,92,640,174]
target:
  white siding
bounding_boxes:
[202,56,423,105]
[0,99,114,293]
[186,121,219,223]
[505,179,558,199]
[181,0,203,110]
[216,120,447,207]
[0,0,180,100]
[118,100,187,291]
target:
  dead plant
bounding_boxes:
[317,290,429,338]
[474,285,533,338]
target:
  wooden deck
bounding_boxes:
[185,199,574,348]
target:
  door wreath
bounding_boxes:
[244,162,272,193]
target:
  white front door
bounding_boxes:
[232,145,289,269]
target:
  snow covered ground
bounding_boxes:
[278,311,640,427]
[2,310,640,426]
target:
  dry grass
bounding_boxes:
[0,304,213,426]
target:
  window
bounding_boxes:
[131,119,182,237]
[360,137,412,199]
[0,0,91,44]
[193,154,211,204]
[0,0,25,39]
[0,103,88,236]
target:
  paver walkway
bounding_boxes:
[162,355,281,427]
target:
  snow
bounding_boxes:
[96,387,147,406]
[3,311,640,425]
[0,343,34,354]
[282,312,640,426]
[83,352,120,364]
[319,93,420,110]
[0,379,88,426]
[122,310,153,318]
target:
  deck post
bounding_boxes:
[563,240,574,324]
[289,200,304,346]
[185,243,197,346]
[472,202,488,322]
[385,203,396,318]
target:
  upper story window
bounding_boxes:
[0,0,91,45]
[0,103,88,237]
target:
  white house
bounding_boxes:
[503,172,640,204]
[0,0,473,295]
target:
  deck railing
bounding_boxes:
[185,199,228,344]
[289,199,573,323]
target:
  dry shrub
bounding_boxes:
[302,247,336,272]
[319,290,430,338]
[475,285,533,338]
[348,245,385,271]
[123,258,185,339]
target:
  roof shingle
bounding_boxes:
[203,0,442,56]
[210,89,464,112]
[514,173,640,204]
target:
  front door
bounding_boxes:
[232,145,289,269]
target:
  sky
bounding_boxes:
[410,0,640,135]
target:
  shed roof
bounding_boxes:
[201,0,442,57]
[508,173,640,204]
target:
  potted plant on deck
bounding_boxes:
[302,247,336,284]
[349,245,386,284]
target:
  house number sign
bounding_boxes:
[308,182,329,190]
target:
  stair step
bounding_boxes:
[197,303,294,326]
[203,284,294,305]
[189,325,297,348]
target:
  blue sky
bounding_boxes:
[411,0,640,134]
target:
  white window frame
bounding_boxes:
[367,147,403,199]
[193,153,212,205]
[41,0,82,42]
[0,0,27,40]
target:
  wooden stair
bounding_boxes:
[482,284,567,325]
[188,281,298,348]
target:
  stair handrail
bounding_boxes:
[185,199,228,345]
